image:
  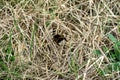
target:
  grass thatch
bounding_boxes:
[0,0,120,80]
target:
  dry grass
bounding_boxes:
[0,0,120,80]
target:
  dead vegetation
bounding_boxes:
[0,0,120,80]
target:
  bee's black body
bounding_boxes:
[53,34,66,45]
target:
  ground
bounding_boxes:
[0,0,120,80]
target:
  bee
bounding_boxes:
[53,34,66,45]
[52,25,67,45]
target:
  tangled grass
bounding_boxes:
[0,0,120,80]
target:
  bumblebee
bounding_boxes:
[53,34,66,45]
[52,25,67,45]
